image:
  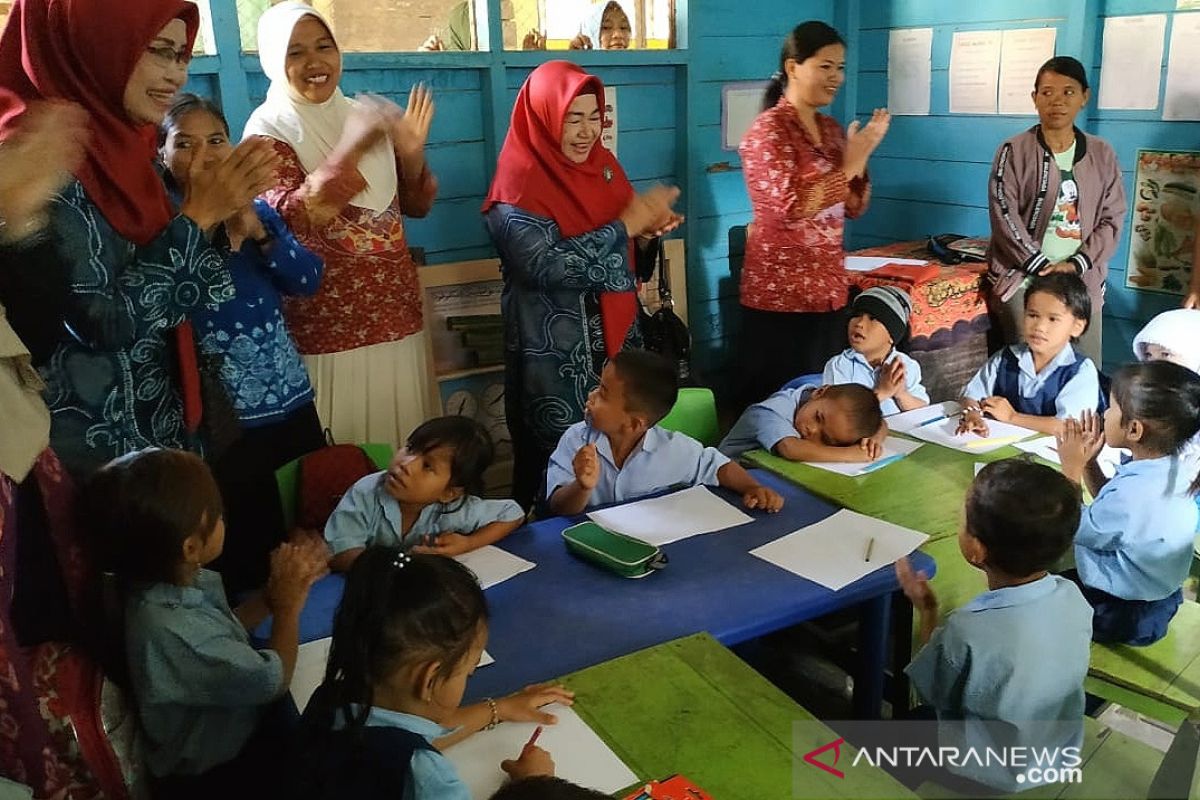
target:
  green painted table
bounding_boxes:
[564,632,918,800]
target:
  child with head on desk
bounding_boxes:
[719,380,885,462]
[326,416,526,572]
[895,459,1091,794]
[546,350,784,515]
[822,285,930,416]
[86,449,329,798]
[294,548,574,800]
[1056,361,1200,645]
[959,272,1100,437]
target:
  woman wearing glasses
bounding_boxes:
[0,0,276,476]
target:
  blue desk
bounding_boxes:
[266,470,936,718]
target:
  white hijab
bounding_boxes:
[582,0,636,49]
[243,1,398,214]
[1132,309,1200,373]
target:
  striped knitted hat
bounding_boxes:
[851,286,913,345]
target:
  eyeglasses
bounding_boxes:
[145,44,192,69]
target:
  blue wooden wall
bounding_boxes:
[184,0,838,388]
[849,0,1200,371]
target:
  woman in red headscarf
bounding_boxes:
[0,0,278,477]
[484,60,681,509]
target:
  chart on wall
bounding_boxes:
[1127,149,1200,295]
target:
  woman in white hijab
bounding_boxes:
[570,0,636,50]
[244,1,437,448]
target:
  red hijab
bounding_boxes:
[485,61,636,358]
[0,0,199,246]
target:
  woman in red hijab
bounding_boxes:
[0,0,277,477]
[484,60,681,509]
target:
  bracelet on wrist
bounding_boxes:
[485,697,499,731]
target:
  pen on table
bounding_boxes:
[863,537,875,562]
[522,725,543,753]
[915,409,963,428]
[858,453,904,474]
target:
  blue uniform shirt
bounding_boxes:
[546,421,729,510]
[822,349,929,416]
[718,384,819,458]
[963,343,1099,419]
[906,574,1092,792]
[324,473,526,556]
[337,706,470,800]
[125,569,285,776]
[1075,455,1198,601]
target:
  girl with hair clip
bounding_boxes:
[737,20,891,406]
[1057,361,1200,645]
[294,548,575,800]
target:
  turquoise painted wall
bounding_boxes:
[849,0,1200,371]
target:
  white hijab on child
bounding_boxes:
[582,0,637,49]
[242,1,398,214]
[1132,309,1200,374]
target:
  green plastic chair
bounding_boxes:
[275,443,393,532]
[658,387,720,447]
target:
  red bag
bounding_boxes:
[296,445,378,531]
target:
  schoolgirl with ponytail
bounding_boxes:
[1056,361,1200,646]
[294,548,575,800]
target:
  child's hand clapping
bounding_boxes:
[573,443,600,491]
[1055,411,1105,484]
[742,485,784,513]
[266,542,326,615]
[497,682,576,725]
[896,555,939,644]
[876,359,906,400]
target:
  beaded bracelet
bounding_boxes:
[485,697,499,731]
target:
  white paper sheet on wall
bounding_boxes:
[1098,15,1167,110]
[1164,13,1200,120]
[888,27,933,115]
[723,82,769,150]
[950,30,1002,114]
[998,27,1057,115]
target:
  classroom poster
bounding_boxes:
[887,27,933,115]
[1127,149,1200,295]
[1164,13,1200,120]
[1098,15,1167,110]
[948,30,1002,114]
[997,27,1056,115]
[601,86,618,156]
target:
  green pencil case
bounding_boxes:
[561,521,668,579]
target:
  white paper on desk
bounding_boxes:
[1099,15,1166,110]
[1165,13,1200,120]
[1012,436,1128,477]
[905,413,1037,454]
[888,27,933,115]
[444,703,638,799]
[587,485,753,546]
[950,30,1002,114]
[998,28,1057,115]
[454,545,535,590]
[290,638,493,713]
[803,436,923,477]
[844,256,930,272]
[885,401,961,434]
[750,509,929,591]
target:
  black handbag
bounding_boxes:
[638,240,693,384]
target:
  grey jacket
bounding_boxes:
[986,126,1126,306]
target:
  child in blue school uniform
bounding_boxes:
[326,416,526,572]
[959,272,1100,437]
[822,286,930,416]
[546,350,784,515]
[719,381,885,462]
[293,547,574,800]
[896,459,1092,794]
[85,449,329,800]
[1056,361,1200,645]
[488,778,610,799]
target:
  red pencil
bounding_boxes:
[523,725,544,752]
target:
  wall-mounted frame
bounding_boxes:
[721,81,767,151]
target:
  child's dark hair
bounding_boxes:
[1110,361,1200,494]
[763,21,845,110]
[309,548,487,738]
[1035,56,1089,92]
[823,384,884,443]
[407,415,495,497]
[157,92,230,148]
[489,777,611,800]
[967,459,1081,577]
[1025,272,1092,335]
[611,349,678,424]
[84,448,224,585]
